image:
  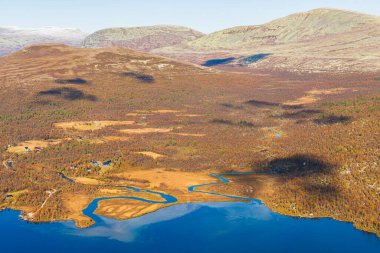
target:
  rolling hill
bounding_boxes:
[154,8,380,72]
[83,25,204,51]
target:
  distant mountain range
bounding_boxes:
[1,8,380,72]
[0,27,87,56]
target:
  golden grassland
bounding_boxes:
[0,45,379,236]
[7,138,70,153]
[95,200,165,220]
[135,152,166,159]
[120,128,173,134]
[173,133,206,137]
[283,88,350,106]
[54,121,135,131]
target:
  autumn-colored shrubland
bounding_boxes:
[0,45,378,236]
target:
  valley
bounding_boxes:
[0,4,380,252]
[0,44,378,237]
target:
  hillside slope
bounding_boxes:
[154,9,380,72]
[83,25,204,51]
[0,27,87,56]
[186,8,380,50]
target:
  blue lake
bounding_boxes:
[202,57,236,67]
[239,53,272,65]
[0,200,379,253]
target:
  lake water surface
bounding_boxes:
[0,200,379,253]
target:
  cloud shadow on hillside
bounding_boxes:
[38,87,97,101]
[211,118,256,128]
[123,72,155,83]
[244,99,304,109]
[252,154,339,197]
[245,99,280,107]
[55,78,88,85]
[264,154,331,176]
[313,115,351,125]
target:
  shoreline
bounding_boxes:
[2,171,378,237]
[1,198,379,238]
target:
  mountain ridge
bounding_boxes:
[83,25,204,52]
[153,8,380,72]
[165,8,380,50]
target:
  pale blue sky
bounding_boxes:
[1,0,379,33]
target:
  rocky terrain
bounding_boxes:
[154,8,380,72]
[83,25,204,51]
[0,27,87,56]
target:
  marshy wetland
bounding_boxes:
[1,171,379,253]
[0,45,379,251]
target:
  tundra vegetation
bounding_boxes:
[0,45,379,236]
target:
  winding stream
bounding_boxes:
[81,171,263,223]
[58,172,178,224]
[188,172,262,201]
[1,172,379,252]
[81,185,177,225]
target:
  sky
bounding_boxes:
[1,0,380,34]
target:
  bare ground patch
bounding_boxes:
[173,133,206,137]
[54,121,135,131]
[7,138,70,153]
[120,128,172,134]
[135,151,166,159]
[176,114,203,117]
[72,177,103,185]
[283,88,349,106]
